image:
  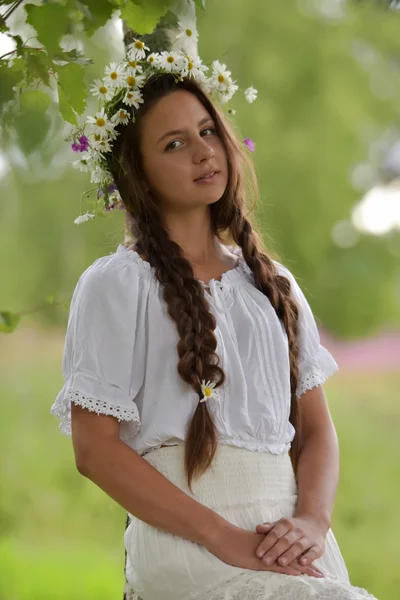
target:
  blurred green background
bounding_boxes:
[1,1,399,599]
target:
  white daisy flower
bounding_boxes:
[111,108,131,126]
[199,380,220,403]
[86,108,115,136]
[90,164,112,184]
[123,59,144,74]
[147,52,160,66]
[176,17,199,44]
[90,79,113,101]
[122,89,144,110]
[104,62,125,88]
[74,212,96,225]
[122,72,146,90]
[244,86,258,103]
[180,55,208,79]
[157,51,184,73]
[91,137,113,153]
[211,60,233,89]
[72,154,93,172]
[217,82,239,104]
[126,38,150,61]
[228,108,237,115]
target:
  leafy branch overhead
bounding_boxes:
[0,0,206,333]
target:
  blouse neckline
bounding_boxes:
[116,243,251,288]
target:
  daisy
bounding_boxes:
[244,86,258,103]
[217,82,239,104]
[176,17,199,44]
[211,60,233,90]
[122,72,146,90]
[157,51,184,73]
[199,380,221,403]
[74,212,96,224]
[180,55,208,79]
[111,108,131,126]
[72,154,93,172]
[90,79,113,101]
[123,59,144,73]
[86,108,115,136]
[90,164,112,184]
[126,38,150,61]
[91,136,113,154]
[104,62,125,88]
[122,89,144,110]
[147,52,160,66]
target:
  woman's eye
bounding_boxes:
[165,127,216,151]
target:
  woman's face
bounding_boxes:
[139,89,228,212]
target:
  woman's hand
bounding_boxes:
[254,516,327,568]
[204,521,325,578]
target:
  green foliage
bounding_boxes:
[25,3,74,58]
[0,331,397,599]
[121,0,176,34]
[56,63,87,124]
[0,311,21,334]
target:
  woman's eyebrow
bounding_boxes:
[156,116,214,144]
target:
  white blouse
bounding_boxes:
[51,243,339,456]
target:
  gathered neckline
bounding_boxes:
[116,243,251,287]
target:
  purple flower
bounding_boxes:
[243,137,256,152]
[71,135,90,153]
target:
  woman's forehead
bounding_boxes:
[142,90,211,137]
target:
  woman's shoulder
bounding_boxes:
[75,244,145,297]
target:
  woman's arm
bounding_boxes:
[252,385,342,568]
[71,403,228,548]
[293,384,339,532]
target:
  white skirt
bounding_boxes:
[124,444,379,600]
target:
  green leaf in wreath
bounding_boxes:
[0,311,21,334]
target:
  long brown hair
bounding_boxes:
[108,73,302,493]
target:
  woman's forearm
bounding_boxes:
[78,438,229,547]
[293,426,340,532]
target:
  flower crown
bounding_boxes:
[68,23,258,225]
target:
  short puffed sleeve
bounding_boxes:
[274,261,339,398]
[50,257,142,438]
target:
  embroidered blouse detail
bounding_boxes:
[51,244,339,455]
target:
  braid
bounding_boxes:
[231,207,302,478]
[132,207,225,493]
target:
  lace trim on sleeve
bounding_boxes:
[51,389,141,437]
[296,345,339,398]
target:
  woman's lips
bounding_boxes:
[194,171,220,183]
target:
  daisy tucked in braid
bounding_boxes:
[107,72,302,493]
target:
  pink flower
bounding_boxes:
[243,137,255,152]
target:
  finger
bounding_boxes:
[276,537,310,567]
[260,530,300,565]
[256,522,291,559]
[298,546,320,566]
[262,562,301,576]
[306,566,324,578]
[255,522,273,532]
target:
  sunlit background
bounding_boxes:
[0,1,399,599]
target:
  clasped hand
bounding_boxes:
[255,515,327,572]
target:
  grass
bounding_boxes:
[1,324,399,599]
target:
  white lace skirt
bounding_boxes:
[124,444,378,600]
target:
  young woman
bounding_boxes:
[52,69,378,599]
